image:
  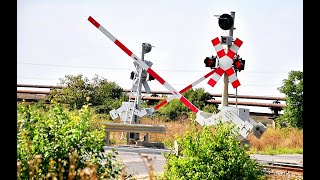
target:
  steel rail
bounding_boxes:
[262,163,303,177]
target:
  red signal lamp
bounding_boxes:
[233,58,245,71]
[204,56,217,69]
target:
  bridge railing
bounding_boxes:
[17,83,286,112]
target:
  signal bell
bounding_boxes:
[204,56,217,69]
[218,13,234,30]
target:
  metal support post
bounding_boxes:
[221,11,235,107]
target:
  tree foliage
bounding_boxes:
[48,74,128,116]
[183,88,215,110]
[90,75,128,114]
[276,71,303,128]
[48,74,92,110]
[156,99,189,120]
[163,123,265,179]
[17,102,124,179]
[156,88,218,120]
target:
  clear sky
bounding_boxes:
[17,0,303,113]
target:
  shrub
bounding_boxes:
[156,99,189,120]
[183,88,217,110]
[156,88,218,120]
[163,122,265,179]
[90,75,128,115]
[17,102,124,179]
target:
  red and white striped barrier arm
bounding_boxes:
[154,69,216,110]
[88,16,199,113]
[207,37,243,88]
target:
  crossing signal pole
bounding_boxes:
[219,11,235,107]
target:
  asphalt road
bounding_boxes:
[118,151,166,178]
[104,146,303,178]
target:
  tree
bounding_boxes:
[90,75,128,114]
[276,70,303,128]
[48,74,128,115]
[48,74,92,110]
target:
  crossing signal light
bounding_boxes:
[204,56,217,69]
[218,13,234,30]
[130,71,135,80]
[233,57,245,71]
[147,74,155,81]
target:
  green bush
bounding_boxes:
[156,99,189,120]
[90,75,128,115]
[163,123,265,180]
[183,88,216,110]
[17,102,124,179]
[202,104,219,114]
[156,88,218,120]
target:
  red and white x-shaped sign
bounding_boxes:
[207,37,243,88]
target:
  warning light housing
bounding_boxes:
[204,56,217,69]
[233,57,245,71]
[147,74,155,81]
[218,13,234,30]
[130,71,135,80]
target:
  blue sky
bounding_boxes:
[17,0,303,113]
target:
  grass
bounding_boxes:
[247,127,303,154]
[108,116,196,148]
[18,153,163,180]
[17,152,131,180]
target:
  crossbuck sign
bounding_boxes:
[207,37,243,89]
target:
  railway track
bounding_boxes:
[260,161,303,178]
